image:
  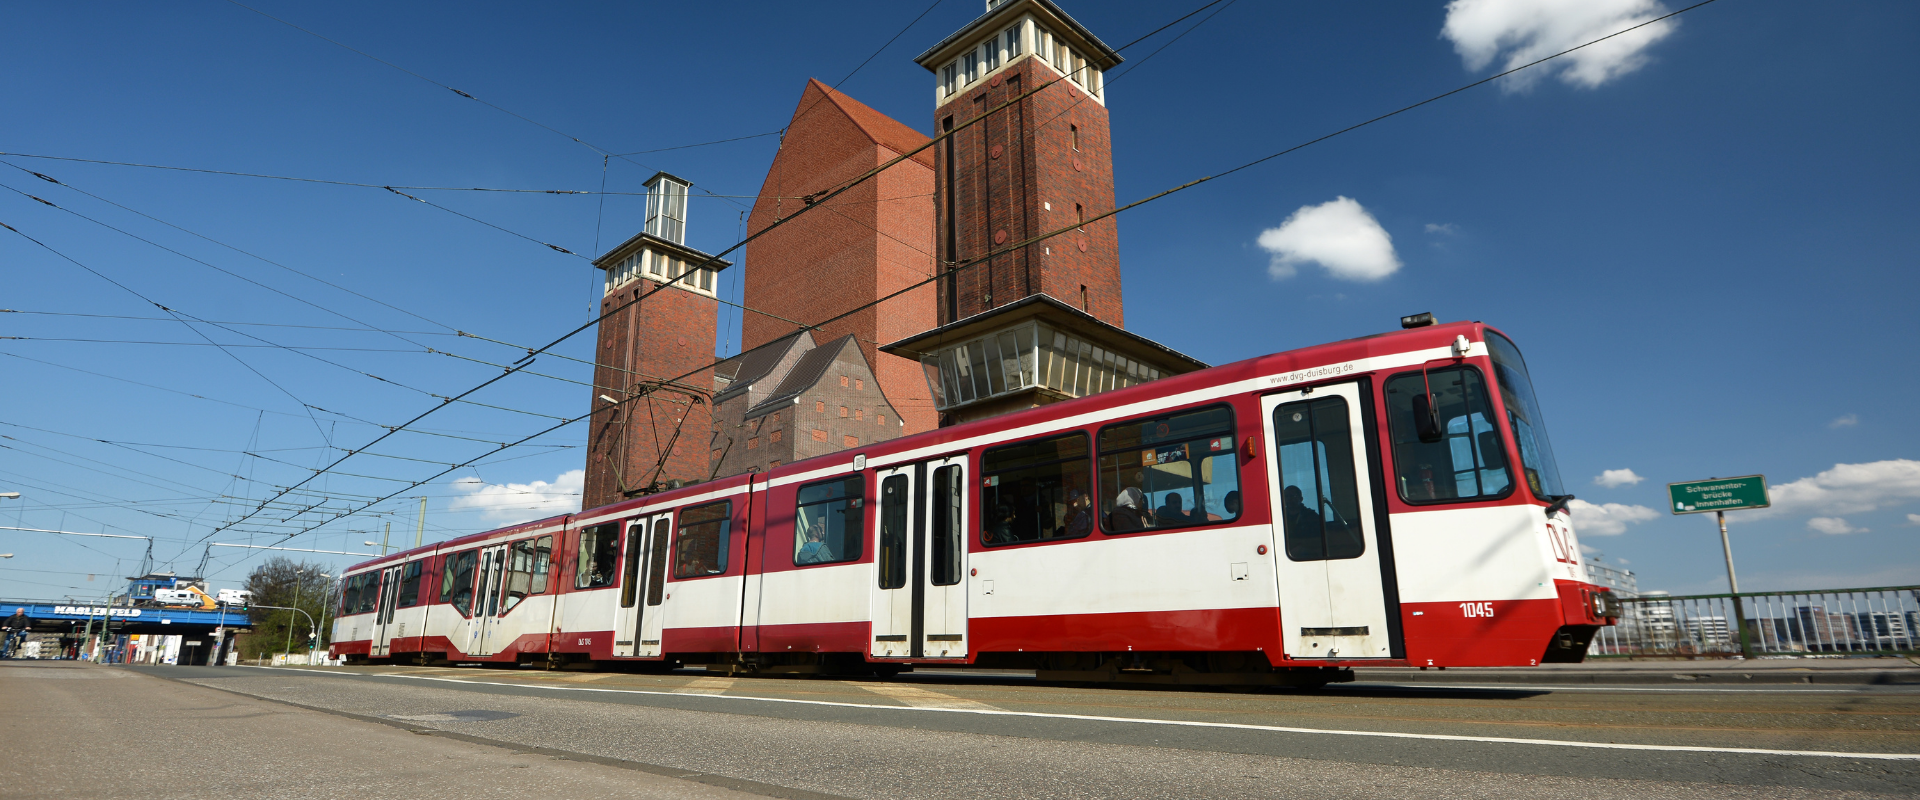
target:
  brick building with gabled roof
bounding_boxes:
[743,79,940,436]
[709,333,903,478]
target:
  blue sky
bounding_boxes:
[2,0,1915,600]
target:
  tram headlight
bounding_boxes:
[1591,592,1610,618]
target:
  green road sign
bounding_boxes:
[1668,475,1770,514]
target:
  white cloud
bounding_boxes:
[1762,459,1920,517]
[1828,414,1859,429]
[1442,0,1679,92]
[449,469,583,523]
[1424,223,1459,235]
[1569,498,1658,535]
[1615,557,1631,565]
[1907,513,1920,527]
[1257,197,1401,282]
[1593,468,1644,488]
[1807,517,1866,535]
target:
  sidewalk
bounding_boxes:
[0,661,785,799]
[1355,655,1920,685]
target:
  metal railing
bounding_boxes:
[1592,585,1920,658]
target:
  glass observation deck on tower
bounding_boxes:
[884,294,1206,417]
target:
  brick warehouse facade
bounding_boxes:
[742,80,940,435]
[920,0,1125,329]
[583,226,730,509]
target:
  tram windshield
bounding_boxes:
[1486,331,1566,500]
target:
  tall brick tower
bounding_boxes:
[916,0,1124,327]
[885,1,1207,426]
[742,81,940,434]
[583,172,733,507]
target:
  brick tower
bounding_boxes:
[885,1,1207,426]
[742,80,941,435]
[583,172,733,508]
[916,0,1124,327]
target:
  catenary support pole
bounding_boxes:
[1718,510,1756,659]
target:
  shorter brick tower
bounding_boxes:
[583,173,733,508]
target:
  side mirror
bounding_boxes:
[1412,393,1444,444]
[1477,431,1507,470]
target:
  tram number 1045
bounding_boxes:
[1459,601,1496,618]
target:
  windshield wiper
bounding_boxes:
[1543,494,1575,519]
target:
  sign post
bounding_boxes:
[1668,475,1770,659]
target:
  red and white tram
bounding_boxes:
[330,319,1617,686]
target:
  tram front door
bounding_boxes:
[464,544,509,657]
[1262,382,1397,660]
[870,456,969,660]
[370,563,403,656]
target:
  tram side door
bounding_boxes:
[869,457,970,660]
[371,564,403,656]
[1262,382,1395,660]
[613,514,672,658]
[465,544,509,657]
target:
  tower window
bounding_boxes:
[1037,27,1052,64]
[965,51,979,84]
[985,40,999,71]
[1070,124,1079,151]
[1076,203,1085,231]
[1069,52,1084,84]
[1005,25,1022,57]
[647,251,662,276]
[943,64,957,97]
[698,267,712,291]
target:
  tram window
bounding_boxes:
[503,539,538,613]
[878,475,909,590]
[349,573,379,615]
[575,524,619,589]
[396,561,423,609]
[1486,332,1567,499]
[1097,405,1240,534]
[620,522,645,608]
[1385,367,1513,503]
[981,432,1092,545]
[794,476,864,566]
[1272,397,1367,562]
[340,573,368,615]
[529,536,553,594]
[645,518,670,606]
[439,550,478,617]
[931,465,964,585]
[674,501,731,578]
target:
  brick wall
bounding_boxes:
[583,279,718,508]
[743,80,940,435]
[935,55,1123,329]
[709,338,903,478]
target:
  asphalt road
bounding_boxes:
[94,661,1920,799]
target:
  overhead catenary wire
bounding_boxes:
[41,0,1715,568]
[105,0,1379,559]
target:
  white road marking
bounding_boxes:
[1354,682,1909,694]
[848,682,999,710]
[242,667,1920,762]
[673,677,735,695]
